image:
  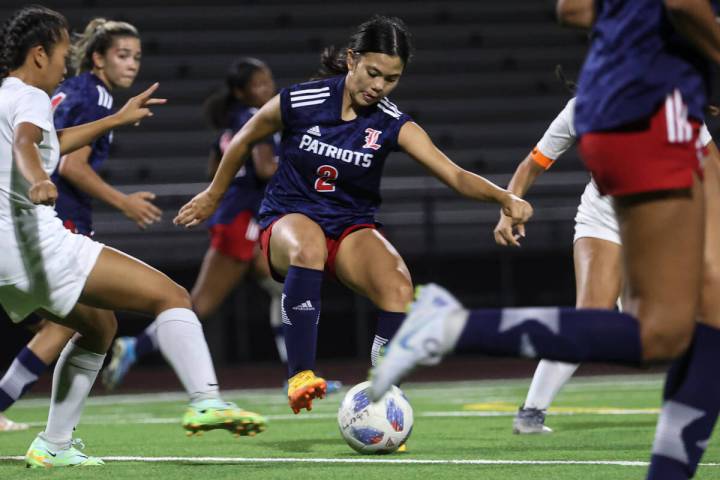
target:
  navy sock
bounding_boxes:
[456,307,642,364]
[0,346,47,411]
[135,331,157,359]
[371,311,405,366]
[281,266,323,378]
[647,324,720,479]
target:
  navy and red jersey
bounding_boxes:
[258,75,412,238]
[575,0,718,136]
[50,72,114,235]
[207,104,279,227]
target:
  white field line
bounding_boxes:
[11,375,665,410]
[0,455,718,467]
[20,408,661,428]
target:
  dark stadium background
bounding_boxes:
[0,1,714,380]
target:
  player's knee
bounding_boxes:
[640,319,693,361]
[287,243,327,270]
[375,277,414,311]
[156,282,193,313]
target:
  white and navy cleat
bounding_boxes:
[512,405,553,434]
[369,283,467,401]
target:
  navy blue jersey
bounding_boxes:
[575,0,717,136]
[207,104,279,226]
[258,75,412,237]
[50,72,114,234]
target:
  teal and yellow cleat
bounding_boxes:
[25,436,104,468]
[182,399,267,437]
[102,336,137,391]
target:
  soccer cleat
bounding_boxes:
[287,370,327,414]
[183,399,267,437]
[512,405,553,434]
[0,413,29,432]
[101,336,137,391]
[369,284,467,402]
[326,380,343,394]
[397,442,408,453]
[25,436,104,468]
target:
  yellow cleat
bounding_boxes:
[287,370,327,414]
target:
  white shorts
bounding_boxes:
[573,180,621,245]
[0,206,104,323]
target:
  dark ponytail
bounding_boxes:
[316,15,414,78]
[0,5,69,83]
[203,57,268,130]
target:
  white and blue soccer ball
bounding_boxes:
[337,381,413,454]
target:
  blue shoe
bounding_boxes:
[102,337,137,391]
[325,380,343,394]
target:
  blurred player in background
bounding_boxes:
[494,89,716,434]
[372,1,720,478]
[173,15,532,415]
[103,57,342,392]
[0,7,266,467]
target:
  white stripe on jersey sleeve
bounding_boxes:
[291,99,328,108]
[290,92,331,102]
[535,97,577,160]
[379,98,401,115]
[377,104,401,119]
[290,86,330,96]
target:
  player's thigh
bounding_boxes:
[334,228,413,312]
[268,214,328,275]
[191,247,251,319]
[79,246,191,316]
[615,177,704,360]
[573,237,622,309]
[27,320,76,364]
[700,152,720,328]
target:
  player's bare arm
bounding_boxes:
[13,122,57,205]
[57,82,166,155]
[174,94,282,227]
[664,0,720,64]
[397,121,533,226]
[252,143,278,180]
[494,153,546,247]
[59,146,161,228]
[556,0,596,28]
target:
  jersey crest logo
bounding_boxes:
[307,125,322,137]
[50,92,66,112]
[363,128,382,150]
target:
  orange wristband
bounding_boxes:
[530,146,555,170]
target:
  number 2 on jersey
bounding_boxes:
[314,165,338,192]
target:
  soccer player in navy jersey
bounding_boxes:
[174,15,533,415]
[371,1,720,478]
[102,57,342,393]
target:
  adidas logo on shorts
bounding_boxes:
[292,300,315,311]
[307,125,321,137]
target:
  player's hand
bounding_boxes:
[494,211,524,247]
[499,193,533,241]
[28,179,57,206]
[173,189,220,228]
[113,83,167,127]
[121,191,162,229]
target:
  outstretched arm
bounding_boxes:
[556,0,596,28]
[398,121,533,228]
[174,94,283,227]
[58,147,161,229]
[57,83,166,155]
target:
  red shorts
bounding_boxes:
[259,218,377,282]
[209,210,260,262]
[579,93,704,196]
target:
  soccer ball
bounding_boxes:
[337,381,413,454]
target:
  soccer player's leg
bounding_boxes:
[515,236,622,434]
[263,214,328,413]
[0,321,74,431]
[80,246,267,436]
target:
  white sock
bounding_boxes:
[154,308,221,403]
[41,342,105,449]
[259,277,287,363]
[524,360,580,410]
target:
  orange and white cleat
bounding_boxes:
[287,370,327,414]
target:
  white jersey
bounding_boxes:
[532,97,713,245]
[0,76,103,322]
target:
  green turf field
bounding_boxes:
[0,374,718,479]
